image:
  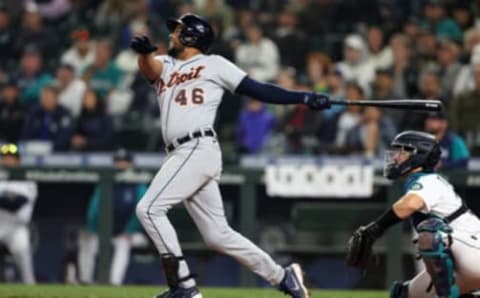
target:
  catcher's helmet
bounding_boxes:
[166,14,214,53]
[384,130,441,179]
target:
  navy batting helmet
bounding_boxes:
[384,131,441,179]
[166,14,214,53]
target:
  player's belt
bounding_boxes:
[166,128,215,153]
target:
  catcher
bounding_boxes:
[346,130,480,298]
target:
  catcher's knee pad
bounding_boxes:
[390,280,409,298]
[416,218,459,298]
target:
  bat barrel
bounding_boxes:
[330,99,443,112]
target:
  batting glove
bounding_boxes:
[130,36,158,54]
[304,92,331,110]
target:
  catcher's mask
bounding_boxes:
[166,14,214,53]
[384,130,441,180]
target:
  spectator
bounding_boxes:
[194,0,234,36]
[305,52,331,93]
[14,2,59,61]
[0,143,37,284]
[346,106,397,158]
[415,29,438,70]
[451,3,474,31]
[326,67,345,99]
[372,68,405,128]
[366,26,393,70]
[451,63,480,153]
[421,0,462,42]
[70,89,113,151]
[336,34,375,97]
[0,79,25,143]
[61,29,96,77]
[454,42,480,97]
[425,111,469,170]
[13,46,54,106]
[21,85,73,151]
[32,0,72,22]
[272,8,308,71]
[390,34,418,98]
[93,0,130,37]
[82,39,124,99]
[332,82,364,153]
[117,0,165,50]
[236,99,276,154]
[235,23,280,82]
[402,70,444,131]
[55,63,87,117]
[78,149,147,285]
[0,3,15,70]
[437,39,461,98]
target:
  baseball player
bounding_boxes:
[130,13,330,298]
[78,149,147,285]
[0,144,37,284]
[346,131,480,298]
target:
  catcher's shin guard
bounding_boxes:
[416,218,459,298]
[161,253,196,289]
[390,280,409,298]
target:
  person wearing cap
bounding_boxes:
[421,0,462,42]
[425,111,469,170]
[61,29,96,77]
[77,149,147,285]
[336,34,375,97]
[0,78,26,143]
[0,144,37,284]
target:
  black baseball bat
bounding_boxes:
[330,99,443,112]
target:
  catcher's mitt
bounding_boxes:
[346,222,383,268]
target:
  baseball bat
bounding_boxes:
[330,99,443,112]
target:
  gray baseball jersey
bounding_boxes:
[152,54,246,144]
[136,53,285,288]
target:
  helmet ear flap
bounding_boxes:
[424,144,441,170]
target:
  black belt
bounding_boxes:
[166,129,215,152]
[446,201,469,223]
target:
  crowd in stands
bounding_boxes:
[0,0,478,168]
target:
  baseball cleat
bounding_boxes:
[154,286,202,298]
[279,263,310,298]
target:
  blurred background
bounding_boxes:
[0,0,480,291]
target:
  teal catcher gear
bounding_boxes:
[416,217,459,298]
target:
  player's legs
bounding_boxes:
[450,231,480,294]
[183,179,285,285]
[77,231,98,284]
[6,226,35,284]
[110,235,132,285]
[136,138,221,289]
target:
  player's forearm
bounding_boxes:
[236,76,308,105]
[138,54,162,82]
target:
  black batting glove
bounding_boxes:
[130,35,158,54]
[304,92,331,110]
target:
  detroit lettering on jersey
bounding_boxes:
[158,65,205,93]
[153,54,247,144]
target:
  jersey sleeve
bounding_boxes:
[405,176,441,213]
[210,55,247,93]
[150,55,170,89]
